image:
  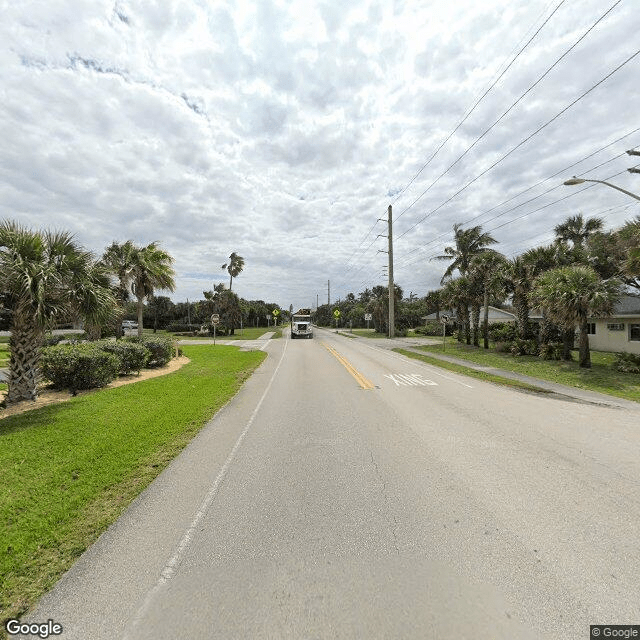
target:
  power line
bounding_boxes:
[390,0,568,212]
[395,47,640,242]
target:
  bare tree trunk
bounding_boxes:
[471,301,480,347]
[483,289,490,349]
[578,313,591,368]
[7,314,43,404]
[137,294,145,338]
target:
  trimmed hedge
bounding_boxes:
[415,321,453,337]
[100,340,150,374]
[125,335,174,367]
[41,344,120,392]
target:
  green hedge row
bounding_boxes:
[40,336,175,392]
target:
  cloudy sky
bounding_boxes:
[2,0,639,309]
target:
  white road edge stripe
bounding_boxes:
[122,338,289,639]
[359,342,474,389]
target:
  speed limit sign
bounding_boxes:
[211,314,220,325]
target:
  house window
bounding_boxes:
[630,324,640,342]
[607,323,625,331]
[586,323,596,335]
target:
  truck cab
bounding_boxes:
[291,309,313,339]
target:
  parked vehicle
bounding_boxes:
[121,320,138,331]
[291,309,313,339]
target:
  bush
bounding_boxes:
[538,342,564,360]
[41,344,120,392]
[166,323,201,333]
[494,341,512,353]
[510,338,538,356]
[488,322,517,343]
[125,335,174,367]
[99,340,150,374]
[612,352,640,374]
[43,334,65,346]
[414,321,452,336]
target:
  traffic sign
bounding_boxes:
[272,309,280,316]
[364,313,372,321]
[211,314,220,325]
[333,309,341,318]
[440,314,449,324]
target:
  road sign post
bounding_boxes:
[211,314,220,345]
[365,313,372,330]
[440,314,449,351]
[333,308,341,329]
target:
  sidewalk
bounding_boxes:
[329,330,640,411]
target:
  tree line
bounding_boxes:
[316,214,639,369]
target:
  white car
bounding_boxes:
[121,320,138,331]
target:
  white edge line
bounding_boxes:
[360,342,474,389]
[122,339,288,639]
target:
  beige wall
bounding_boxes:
[588,317,640,355]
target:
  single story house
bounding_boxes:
[422,306,516,324]
[586,294,640,355]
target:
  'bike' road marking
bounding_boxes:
[322,343,376,390]
[384,373,437,387]
[122,338,289,639]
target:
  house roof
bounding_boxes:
[422,306,515,321]
[614,294,640,315]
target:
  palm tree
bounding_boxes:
[554,214,603,250]
[441,277,471,344]
[616,216,640,291]
[221,252,244,291]
[434,223,498,280]
[129,242,176,337]
[531,265,620,368]
[102,240,135,335]
[0,221,116,404]
[469,251,508,348]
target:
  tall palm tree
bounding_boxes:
[434,223,498,280]
[554,214,603,250]
[531,265,620,368]
[101,240,136,335]
[221,252,245,291]
[441,277,471,344]
[129,242,176,337]
[469,251,508,348]
[0,221,116,404]
[616,216,640,291]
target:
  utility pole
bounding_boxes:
[328,280,330,306]
[387,205,395,338]
[317,293,319,309]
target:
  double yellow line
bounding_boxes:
[322,343,375,390]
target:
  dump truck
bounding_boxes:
[291,308,313,339]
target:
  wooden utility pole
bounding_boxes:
[327,280,330,306]
[387,205,395,338]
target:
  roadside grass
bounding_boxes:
[412,342,640,403]
[168,327,281,341]
[0,345,266,630]
[348,329,388,339]
[394,349,553,394]
[0,343,8,368]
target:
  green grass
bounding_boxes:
[0,345,266,631]
[348,329,389,338]
[410,342,640,403]
[0,343,8,368]
[169,326,281,341]
[394,349,554,394]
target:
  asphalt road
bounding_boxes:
[18,328,640,639]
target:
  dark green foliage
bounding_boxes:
[488,322,517,343]
[538,342,565,360]
[166,323,201,333]
[125,335,174,367]
[510,338,539,356]
[612,352,640,374]
[43,334,66,346]
[100,340,150,374]
[41,344,120,391]
[414,321,453,336]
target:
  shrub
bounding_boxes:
[538,342,564,360]
[41,344,120,392]
[166,323,201,333]
[43,334,65,346]
[510,338,538,356]
[488,322,517,343]
[415,321,452,336]
[100,340,150,374]
[612,352,640,374]
[125,335,174,367]
[494,341,512,353]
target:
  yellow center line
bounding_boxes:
[321,343,376,390]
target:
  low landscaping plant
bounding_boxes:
[100,340,150,375]
[488,322,517,343]
[414,321,452,336]
[40,344,120,393]
[125,335,174,367]
[510,338,539,357]
[538,342,565,361]
[612,352,640,374]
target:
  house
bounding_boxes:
[587,294,640,355]
[422,306,516,324]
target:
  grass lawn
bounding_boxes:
[0,343,8,368]
[167,326,282,341]
[347,329,389,339]
[0,345,266,630]
[411,341,640,403]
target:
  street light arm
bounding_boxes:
[563,176,640,202]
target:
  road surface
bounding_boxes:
[18,328,640,639]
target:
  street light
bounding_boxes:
[563,176,640,202]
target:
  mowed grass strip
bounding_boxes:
[0,345,266,630]
[413,342,640,403]
[394,349,553,394]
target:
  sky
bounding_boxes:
[1,0,639,310]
